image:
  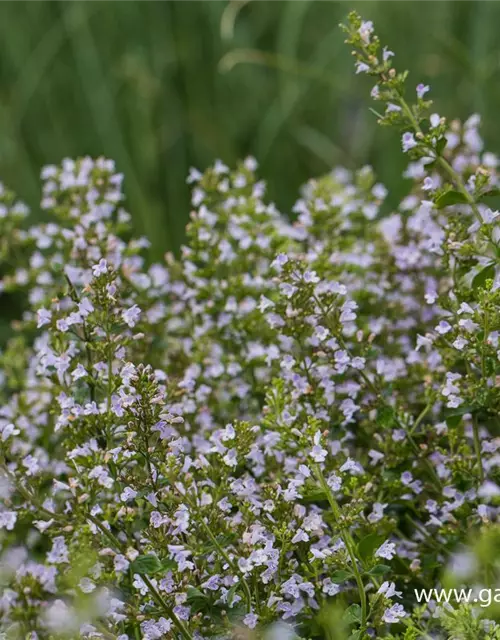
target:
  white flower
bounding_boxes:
[223,448,238,468]
[243,613,258,629]
[453,337,468,351]
[375,540,396,560]
[122,304,141,328]
[383,47,394,62]
[303,270,319,284]
[435,320,452,335]
[47,536,69,564]
[416,83,430,99]
[358,20,374,44]
[92,258,108,277]
[310,432,327,463]
[71,364,87,380]
[291,529,309,544]
[114,554,130,573]
[447,395,463,409]
[478,481,500,498]
[327,473,342,491]
[422,177,435,192]
[322,578,340,596]
[382,603,406,623]
[78,298,94,317]
[79,577,96,593]
[416,334,433,351]
[458,302,474,315]
[120,487,137,502]
[0,423,19,442]
[37,308,52,328]
[355,61,370,74]
[271,253,288,272]
[430,113,441,128]
[0,511,17,531]
[402,132,417,152]
[386,103,401,114]
[258,295,274,312]
[378,581,402,599]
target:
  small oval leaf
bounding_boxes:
[343,603,362,624]
[367,564,391,577]
[129,554,162,575]
[435,190,468,209]
[358,533,385,562]
[472,263,495,291]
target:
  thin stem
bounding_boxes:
[64,273,96,402]
[313,464,367,630]
[409,399,433,436]
[0,460,67,523]
[314,295,442,490]
[88,513,193,640]
[194,506,253,612]
[142,575,194,640]
[394,91,492,243]
[1,468,192,640]
[437,155,480,219]
[357,39,494,248]
[472,413,485,485]
[463,358,485,486]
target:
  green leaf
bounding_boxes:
[444,404,475,420]
[330,570,354,583]
[343,603,362,625]
[472,262,495,291]
[301,488,328,503]
[478,188,500,201]
[226,602,247,623]
[186,586,208,602]
[445,414,462,429]
[357,533,385,562]
[376,405,395,428]
[160,558,177,571]
[129,554,162,575]
[367,564,390,577]
[435,137,447,156]
[348,632,363,640]
[186,586,210,614]
[434,190,469,209]
[226,584,238,607]
[444,406,475,431]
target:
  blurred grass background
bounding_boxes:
[1,1,500,257]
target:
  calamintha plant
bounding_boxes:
[2,12,500,640]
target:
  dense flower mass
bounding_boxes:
[3,12,500,640]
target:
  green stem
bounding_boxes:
[1,459,192,638]
[195,510,253,612]
[314,295,442,490]
[142,575,194,640]
[396,92,491,241]
[409,399,433,435]
[472,413,485,485]
[89,514,193,640]
[64,273,96,402]
[314,464,367,630]
[463,359,485,486]
[0,460,67,523]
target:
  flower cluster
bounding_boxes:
[2,13,500,640]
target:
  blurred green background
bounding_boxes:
[1,1,500,257]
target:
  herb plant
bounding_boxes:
[2,13,500,640]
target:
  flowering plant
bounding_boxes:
[2,12,500,640]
